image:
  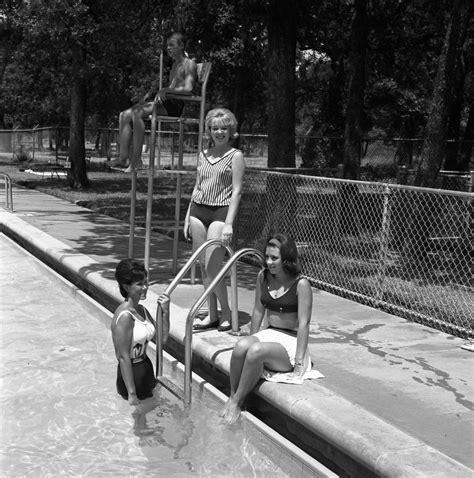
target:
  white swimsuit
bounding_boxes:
[115,309,155,361]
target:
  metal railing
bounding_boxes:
[183,247,264,404]
[235,170,473,338]
[155,239,238,379]
[0,172,14,211]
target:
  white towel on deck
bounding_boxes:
[262,368,325,385]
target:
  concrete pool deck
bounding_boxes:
[1,185,473,477]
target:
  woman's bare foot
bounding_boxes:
[223,398,241,424]
[218,399,231,417]
[217,310,232,332]
[217,320,231,332]
[193,315,218,330]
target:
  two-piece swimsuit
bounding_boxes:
[190,148,240,228]
[253,270,312,372]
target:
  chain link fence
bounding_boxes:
[1,127,472,337]
[235,169,473,338]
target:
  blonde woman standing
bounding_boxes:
[184,108,245,332]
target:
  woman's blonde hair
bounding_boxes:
[205,108,239,143]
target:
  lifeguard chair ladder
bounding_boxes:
[127,61,212,275]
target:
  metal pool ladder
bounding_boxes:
[154,239,264,405]
[1,172,14,211]
[181,247,264,404]
[154,239,236,378]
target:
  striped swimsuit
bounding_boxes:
[190,148,240,227]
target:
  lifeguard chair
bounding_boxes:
[149,61,212,170]
[128,61,212,274]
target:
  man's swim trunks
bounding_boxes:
[162,98,184,116]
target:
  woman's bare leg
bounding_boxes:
[230,336,259,395]
[219,336,258,417]
[223,341,292,424]
[206,221,231,326]
[189,217,219,323]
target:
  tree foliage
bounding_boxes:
[1,0,472,186]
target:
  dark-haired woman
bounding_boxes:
[220,233,313,424]
[111,259,169,405]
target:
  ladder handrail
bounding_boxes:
[0,172,13,211]
[183,247,265,405]
[155,238,235,378]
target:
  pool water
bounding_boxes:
[0,235,298,477]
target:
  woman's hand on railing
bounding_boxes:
[157,293,170,343]
[157,293,170,313]
[183,216,191,242]
[221,223,233,247]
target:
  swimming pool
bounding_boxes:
[0,234,334,477]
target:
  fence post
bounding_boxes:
[11,127,17,160]
[375,185,392,305]
[32,125,37,160]
[55,127,59,162]
[171,130,175,168]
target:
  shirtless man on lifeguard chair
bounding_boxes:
[110,32,197,172]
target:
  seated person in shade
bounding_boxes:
[111,259,170,405]
[219,233,313,424]
[110,32,197,172]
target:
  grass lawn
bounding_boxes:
[1,157,194,236]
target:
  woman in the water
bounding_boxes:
[111,259,169,405]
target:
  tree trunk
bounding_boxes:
[459,104,474,170]
[338,0,368,238]
[443,59,464,171]
[395,115,416,170]
[267,0,296,167]
[415,0,469,187]
[342,0,368,180]
[324,59,345,168]
[232,1,253,148]
[68,43,89,189]
[403,0,470,276]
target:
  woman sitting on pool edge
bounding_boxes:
[111,259,170,405]
[220,233,313,424]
